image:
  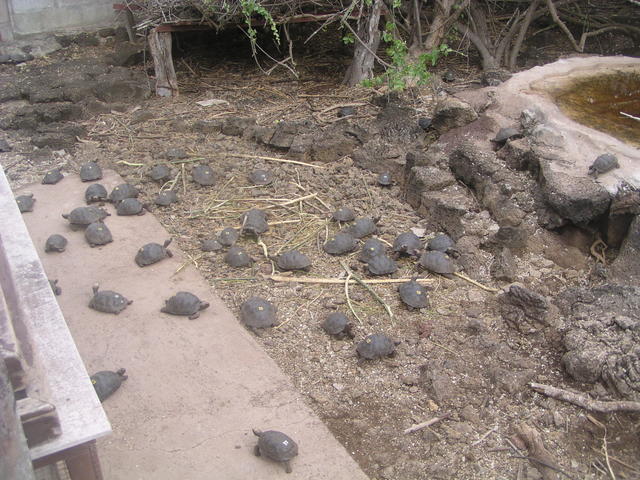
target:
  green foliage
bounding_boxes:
[240,0,280,45]
[362,22,452,91]
[342,33,355,45]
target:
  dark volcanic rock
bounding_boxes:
[499,283,550,332]
[609,215,640,286]
[491,247,517,282]
[405,166,456,208]
[431,96,478,135]
[540,164,611,224]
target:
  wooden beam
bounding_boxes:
[148,28,178,97]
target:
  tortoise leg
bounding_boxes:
[283,460,292,474]
[254,445,261,457]
[166,250,173,258]
[188,312,200,320]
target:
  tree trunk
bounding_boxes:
[343,0,383,86]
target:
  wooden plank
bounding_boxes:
[148,28,178,97]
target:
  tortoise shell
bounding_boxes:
[85,183,108,204]
[62,206,110,226]
[241,209,269,236]
[492,127,520,144]
[45,234,68,253]
[323,232,357,255]
[347,217,377,238]
[359,238,386,263]
[218,227,239,247]
[398,279,429,309]
[331,206,356,222]
[321,312,349,336]
[377,172,392,186]
[356,333,395,359]
[91,368,127,402]
[42,168,63,184]
[392,232,422,256]
[249,169,274,186]
[89,285,131,314]
[149,164,172,183]
[276,250,311,272]
[192,165,216,186]
[240,297,277,329]
[165,147,187,160]
[427,233,456,253]
[367,255,398,276]
[49,279,62,296]
[201,238,223,252]
[116,198,145,216]
[15,194,35,213]
[135,239,172,267]
[337,106,355,117]
[161,292,209,319]
[224,246,252,268]
[85,221,113,247]
[155,190,178,206]
[418,250,456,274]
[79,161,102,182]
[109,183,139,203]
[589,153,619,176]
[253,429,298,473]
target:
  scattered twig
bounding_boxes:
[471,425,498,446]
[590,447,640,474]
[621,111,640,121]
[515,423,567,480]
[343,268,364,324]
[318,102,368,116]
[262,273,435,286]
[403,413,451,434]
[530,383,640,413]
[172,253,205,276]
[116,160,145,167]
[274,292,323,330]
[340,260,394,323]
[427,339,460,357]
[453,272,500,292]
[225,153,325,169]
[511,455,575,480]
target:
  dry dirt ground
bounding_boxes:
[2,31,639,480]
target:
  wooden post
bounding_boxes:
[148,27,178,97]
[0,360,36,480]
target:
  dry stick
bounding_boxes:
[590,448,640,474]
[341,260,394,323]
[318,102,368,116]
[428,339,460,357]
[621,111,640,121]
[453,272,500,293]
[225,153,325,169]
[263,274,436,286]
[344,269,364,325]
[181,163,187,197]
[404,413,451,434]
[274,292,323,330]
[173,253,205,276]
[510,455,576,480]
[530,383,640,413]
[116,160,145,167]
[471,425,498,446]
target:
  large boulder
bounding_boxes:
[431,96,478,134]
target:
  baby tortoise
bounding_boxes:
[491,127,521,145]
[45,234,68,253]
[249,169,274,186]
[155,190,178,206]
[90,368,127,402]
[346,217,378,238]
[109,183,139,203]
[85,221,113,247]
[165,147,188,160]
[357,333,396,359]
[331,206,356,223]
[323,232,357,255]
[359,238,386,263]
[241,208,269,236]
[42,168,63,184]
[79,161,102,182]
[49,279,62,296]
[275,250,311,272]
[398,278,429,310]
[89,284,132,314]
[426,233,458,256]
[418,250,456,277]
[418,117,432,130]
[85,183,108,204]
[15,194,35,213]
[377,172,392,186]
[62,206,110,227]
[218,227,239,247]
[392,232,422,257]
[224,246,253,268]
[149,164,172,183]
[367,255,398,276]
[192,165,216,186]
[240,297,277,329]
[135,239,172,267]
[321,312,352,338]
[116,198,145,216]
[161,292,210,319]
[588,153,619,178]
[253,429,298,474]
[337,106,355,117]
[201,238,223,252]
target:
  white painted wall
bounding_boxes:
[5,0,117,37]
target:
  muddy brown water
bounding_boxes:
[554,71,640,147]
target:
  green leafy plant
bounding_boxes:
[240,0,280,45]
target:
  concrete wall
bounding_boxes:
[0,0,12,41]
[7,0,116,37]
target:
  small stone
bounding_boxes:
[409,386,419,393]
